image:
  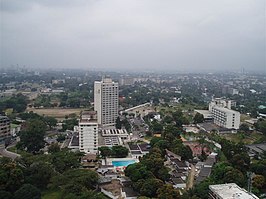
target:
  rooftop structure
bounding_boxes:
[102,129,128,137]
[209,183,259,199]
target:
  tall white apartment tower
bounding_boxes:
[94,77,119,126]
[79,111,98,154]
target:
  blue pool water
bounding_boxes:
[112,160,136,167]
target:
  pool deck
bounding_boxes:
[104,157,139,167]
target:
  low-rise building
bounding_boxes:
[246,143,266,158]
[209,183,259,199]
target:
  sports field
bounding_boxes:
[26,108,85,119]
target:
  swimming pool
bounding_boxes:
[112,160,136,167]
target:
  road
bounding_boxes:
[129,117,149,141]
[186,164,196,190]
[0,146,21,160]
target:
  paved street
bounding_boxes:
[0,146,21,160]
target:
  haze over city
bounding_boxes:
[1,2,266,197]
[1,0,265,72]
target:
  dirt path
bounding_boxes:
[186,164,196,190]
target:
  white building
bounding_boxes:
[209,98,240,129]
[94,78,119,126]
[209,183,259,199]
[79,111,98,154]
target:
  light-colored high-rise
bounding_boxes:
[94,78,119,126]
[0,116,10,145]
[209,98,240,129]
[78,111,98,154]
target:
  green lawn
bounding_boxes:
[220,131,266,144]
[42,190,63,199]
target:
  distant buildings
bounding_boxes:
[209,183,259,199]
[78,111,98,154]
[0,116,11,145]
[94,78,119,126]
[119,76,135,86]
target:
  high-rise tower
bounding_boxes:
[94,78,119,126]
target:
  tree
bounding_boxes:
[151,121,163,132]
[48,143,60,153]
[252,175,265,189]
[51,150,82,173]
[254,119,266,135]
[0,191,12,199]
[125,163,153,182]
[17,119,46,153]
[44,116,57,129]
[50,169,99,191]
[223,168,245,187]
[140,178,163,197]
[0,158,24,193]
[57,134,66,142]
[25,162,54,189]
[176,145,193,161]
[115,117,122,129]
[192,178,214,199]
[229,153,250,173]
[0,94,28,113]
[157,184,180,199]
[111,145,129,158]
[193,113,204,124]
[98,146,112,158]
[62,119,78,131]
[14,184,41,199]
[239,123,250,133]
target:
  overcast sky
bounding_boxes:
[0,0,265,72]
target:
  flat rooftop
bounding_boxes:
[195,110,213,117]
[209,183,259,199]
[79,119,98,123]
[102,129,128,136]
[246,143,266,154]
[104,137,120,146]
[213,106,240,114]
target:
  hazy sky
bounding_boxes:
[1,0,265,72]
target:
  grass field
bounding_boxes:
[220,131,266,144]
[26,108,85,120]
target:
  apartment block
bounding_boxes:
[94,78,119,126]
[0,116,11,144]
[79,111,98,154]
[209,98,240,129]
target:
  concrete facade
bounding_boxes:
[94,78,119,126]
[209,98,240,129]
[0,116,11,144]
[79,111,98,154]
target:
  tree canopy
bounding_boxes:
[17,119,47,153]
